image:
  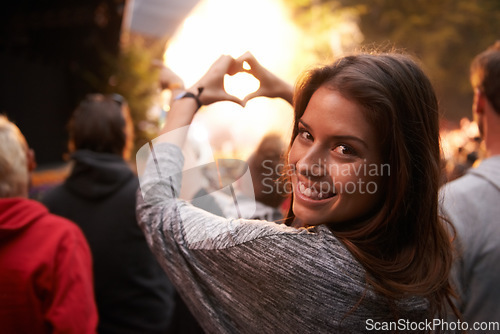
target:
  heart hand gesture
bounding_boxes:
[236,52,293,106]
[192,55,246,107]
[190,53,293,107]
[159,53,293,147]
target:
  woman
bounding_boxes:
[137,52,458,333]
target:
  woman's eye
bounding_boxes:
[298,129,313,141]
[333,144,356,156]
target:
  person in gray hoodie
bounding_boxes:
[441,41,500,331]
[42,94,179,334]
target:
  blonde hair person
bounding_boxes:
[0,115,98,333]
[0,114,31,197]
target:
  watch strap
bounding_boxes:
[175,87,204,110]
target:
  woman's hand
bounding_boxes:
[187,53,293,107]
[236,52,294,106]
[158,53,293,146]
[158,65,186,106]
[159,55,244,144]
[190,55,246,107]
[159,65,185,91]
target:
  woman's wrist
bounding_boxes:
[175,87,204,111]
[279,82,294,105]
[269,79,293,105]
[159,96,198,148]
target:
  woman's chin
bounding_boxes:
[292,207,326,227]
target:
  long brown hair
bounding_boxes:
[286,53,457,318]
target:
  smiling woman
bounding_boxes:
[289,86,384,228]
[136,51,459,333]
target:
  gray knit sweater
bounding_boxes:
[136,143,431,333]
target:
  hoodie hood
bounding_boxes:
[469,155,500,191]
[65,150,135,200]
[0,198,47,239]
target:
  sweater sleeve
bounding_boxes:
[46,222,98,334]
[136,143,312,331]
[136,142,298,251]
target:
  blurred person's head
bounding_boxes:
[68,94,134,160]
[246,133,286,208]
[470,41,500,139]
[285,52,453,317]
[0,115,35,198]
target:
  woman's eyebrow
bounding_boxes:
[298,119,310,129]
[298,119,368,149]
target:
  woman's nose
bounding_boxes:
[296,146,326,178]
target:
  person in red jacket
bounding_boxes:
[0,114,98,334]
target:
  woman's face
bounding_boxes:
[289,86,385,227]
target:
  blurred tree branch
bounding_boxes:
[83,35,166,158]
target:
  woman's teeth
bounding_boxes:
[298,182,334,200]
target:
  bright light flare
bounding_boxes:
[224,72,260,101]
[165,0,300,86]
[440,117,483,179]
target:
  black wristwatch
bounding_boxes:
[174,87,204,110]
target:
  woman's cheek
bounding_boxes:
[288,140,301,165]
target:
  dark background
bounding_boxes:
[0,0,125,165]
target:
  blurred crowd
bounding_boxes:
[2,40,500,333]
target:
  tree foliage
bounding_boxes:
[83,35,164,156]
[283,0,500,120]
